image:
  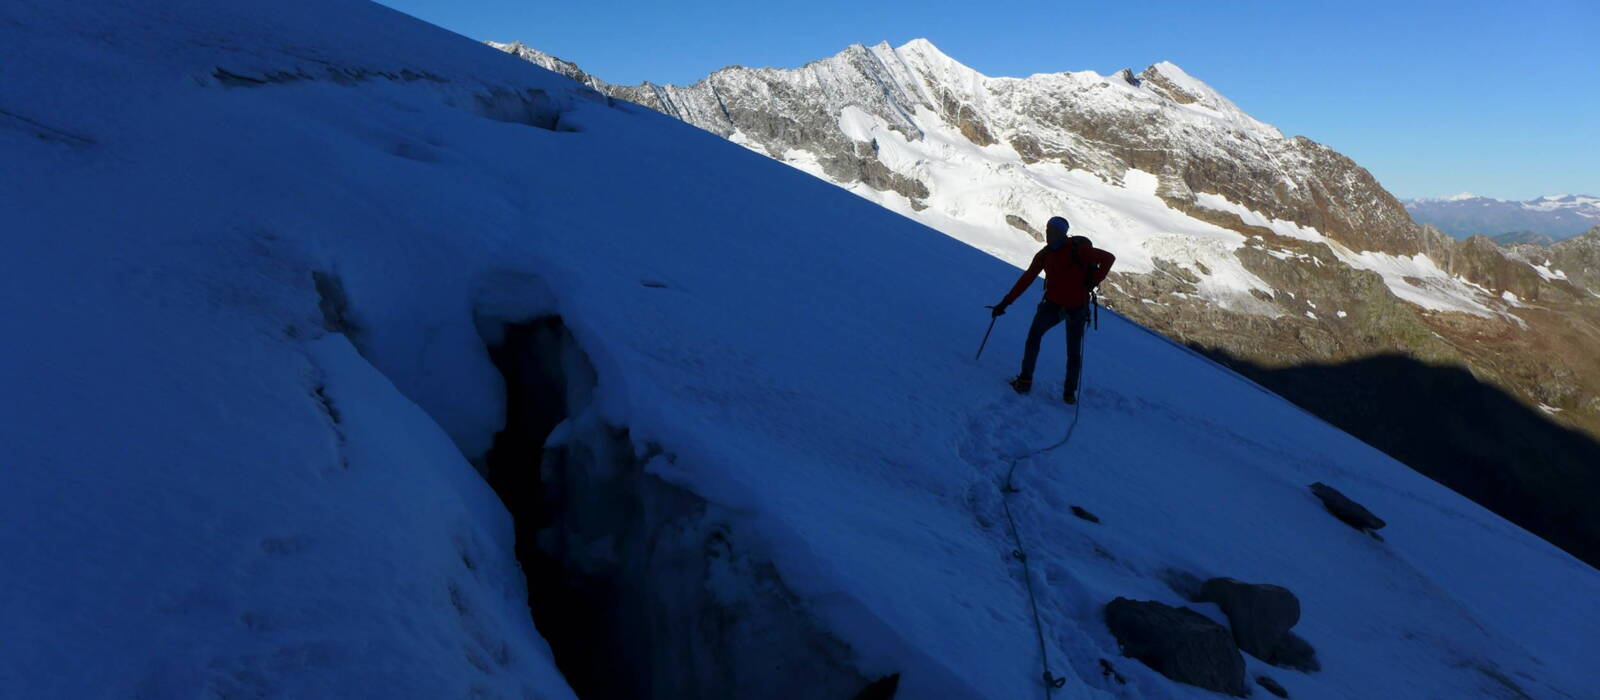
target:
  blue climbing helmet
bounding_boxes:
[1046,216,1070,249]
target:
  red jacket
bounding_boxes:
[1000,243,1116,310]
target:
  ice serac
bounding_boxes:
[7,4,1600,700]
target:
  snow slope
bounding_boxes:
[3,2,1598,699]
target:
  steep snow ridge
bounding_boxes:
[1142,61,1282,137]
[7,4,1600,700]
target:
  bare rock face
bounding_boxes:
[1445,235,1546,301]
[1551,227,1600,294]
[1104,598,1248,696]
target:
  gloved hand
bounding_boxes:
[990,303,1007,318]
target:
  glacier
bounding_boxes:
[2,1,1598,699]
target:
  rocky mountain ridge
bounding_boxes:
[493,39,1600,566]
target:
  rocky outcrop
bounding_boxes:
[1310,482,1387,533]
[1104,598,1248,696]
[1551,228,1600,294]
[1441,235,1546,301]
[486,41,610,93]
[1006,214,1044,242]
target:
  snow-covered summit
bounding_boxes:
[1138,60,1264,126]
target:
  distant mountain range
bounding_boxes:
[1404,193,1600,240]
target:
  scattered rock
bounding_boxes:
[1272,631,1321,672]
[1158,568,1205,601]
[1006,214,1045,242]
[1309,482,1386,532]
[1257,674,1289,698]
[1098,658,1126,684]
[312,270,359,335]
[1196,578,1301,663]
[1071,505,1100,523]
[1103,597,1247,696]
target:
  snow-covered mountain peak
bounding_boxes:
[1145,60,1202,87]
[1138,60,1272,132]
[896,36,944,55]
[891,37,976,75]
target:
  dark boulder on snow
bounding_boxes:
[1257,674,1289,697]
[1098,658,1126,684]
[1103,597,1247,696]
[1196,578,1301,664]
[1271,631,1321,672]
[851,673,900,700]
[1159,568,1206,601]
[1309,482,1386,532]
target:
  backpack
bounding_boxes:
[1067,236,1102,329]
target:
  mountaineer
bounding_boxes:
[990,216,1115,404]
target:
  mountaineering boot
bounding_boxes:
[1009,376,1032,394]
[1063,385,1077,404]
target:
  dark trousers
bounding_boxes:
[1019,300,1089,392]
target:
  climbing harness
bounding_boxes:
[996,321,1091,697]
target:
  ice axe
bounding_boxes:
[975,306,999,360]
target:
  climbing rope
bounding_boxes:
[989,303,1095,696]
[999,401,1081,697]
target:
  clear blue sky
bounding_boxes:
[376,0,1597,201]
